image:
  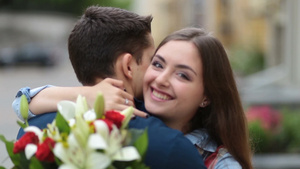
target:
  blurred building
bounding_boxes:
[131,0,300,106]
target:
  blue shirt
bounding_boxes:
[14,86,206,169]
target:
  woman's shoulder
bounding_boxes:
[214,149,242,169]
[185,129,242,169]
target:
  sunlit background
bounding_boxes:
[1,0,300,168]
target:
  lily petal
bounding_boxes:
[25,143,37,159]
[75,95,89,116]
[88,134,107,150]
[83,110,97,121]
[73,115,90,146]
[112,146,140,161]
[58,164,79,169]
[57,100,76,121]
[86,152,111,169]
[93,120,109,141]
[53,143,68,162]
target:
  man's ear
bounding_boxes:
[122,53,133,79]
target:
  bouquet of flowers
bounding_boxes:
[0,93,149,169]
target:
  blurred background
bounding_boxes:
[1,0,300,168]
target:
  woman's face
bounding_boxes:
[143,40,206,130]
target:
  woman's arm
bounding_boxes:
[13,78,147,121]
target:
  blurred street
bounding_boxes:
[0,55,81,167]
[0,11,79,167]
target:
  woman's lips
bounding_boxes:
[151,87,173,101]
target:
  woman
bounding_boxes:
[143,28,253,169]
[13,28,253,169]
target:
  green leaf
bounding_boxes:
[94,92,105,119]
[0,167,5,169]
[133,128,148,159]
[0,136,31,169]
[17,121,27,129]
[55,112,70,134]
[0,134,20,166]
[129,161,150,169]
[29,157,44,169]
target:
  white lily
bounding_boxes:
[54,133,111,169]
[57,100,76,121]
[72,114,90,147]
[75,95,89,116]
[93,120,109,143]
[87,133,107,150]
[106,126,123,157]
[83,110,97,122]
[25,144,37,159]
[112,146,141,161]
[46,121,61,141]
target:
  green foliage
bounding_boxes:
[1,0,134,15]
[0,135,29,169]
[229,45,265,76]
[249,121,271,153]
[280,108,300,152]
[55,112,70,134]
[248,107,300,153]
[112,128,149,169]
[124,128,149,159]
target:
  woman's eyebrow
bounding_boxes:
[154,54,197,75]
[153,54,166,63]
[176,65,197,75]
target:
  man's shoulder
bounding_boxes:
[129,116,206,169]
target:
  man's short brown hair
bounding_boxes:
[68,6,153,85]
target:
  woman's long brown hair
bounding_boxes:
[156,28,253,169]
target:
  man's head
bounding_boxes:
[68,6,154,99]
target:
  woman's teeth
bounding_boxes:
[152,90,171,100]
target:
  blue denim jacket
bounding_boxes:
[13,85,54,121]
[186,129,242,169]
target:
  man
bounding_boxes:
[14,6,206,169]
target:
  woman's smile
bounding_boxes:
[151,87,173,101]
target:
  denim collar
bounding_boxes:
[185,129,217,153]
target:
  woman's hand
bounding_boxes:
[83,78,148,118]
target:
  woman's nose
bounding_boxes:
[155,71,170,87]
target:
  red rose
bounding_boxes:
[35,137,56,162]
[105,110,125,128]
[13,132,39,154]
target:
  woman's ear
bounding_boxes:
[122,53,133,79]
[199,97,210,108]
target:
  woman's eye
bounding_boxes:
[152,61,163,68]
[177,73,190,80]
